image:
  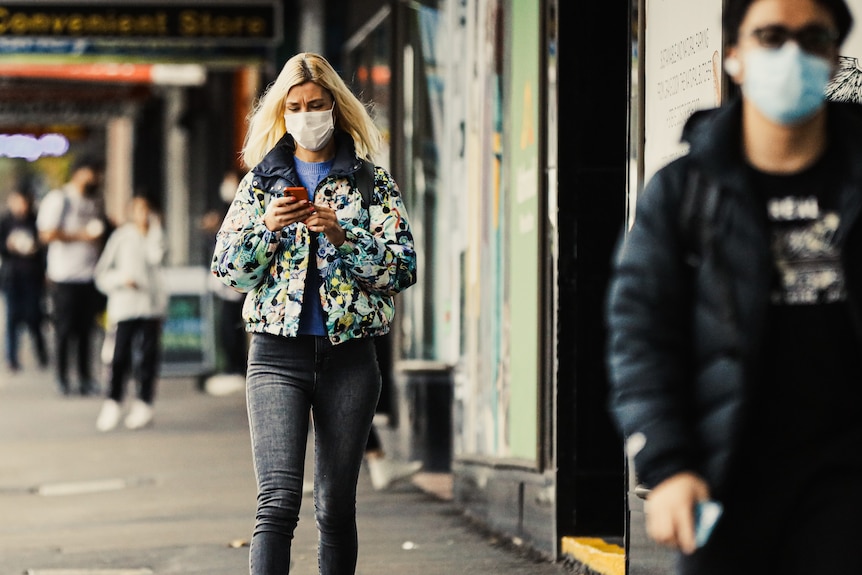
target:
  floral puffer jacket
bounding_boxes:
[211,132,417,345]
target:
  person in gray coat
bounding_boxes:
[606,0,862,573]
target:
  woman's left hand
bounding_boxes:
[305,204,346,247]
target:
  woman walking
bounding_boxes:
[211,52,417,574]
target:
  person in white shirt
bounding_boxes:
[94,196,167,431]
[36,156,107,396]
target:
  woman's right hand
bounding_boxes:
[263,195,316,232]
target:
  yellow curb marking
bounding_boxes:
[561,536,625,575]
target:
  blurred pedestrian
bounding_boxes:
[0,188,48,373]
[211,52,417,574]
[365,427,422,491]
[94,196,166,431]
[200,169,248,391]
[366,333,422,491]
[36,156,107,396]
[606,1,862,574]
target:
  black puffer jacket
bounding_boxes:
[606,99,862,495]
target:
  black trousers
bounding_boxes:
[107,318,162,404]
[678,464,862,574]
[364,333,395,452]
[217,297,247,375]
[3,275,47,368]
[50,281,100,390]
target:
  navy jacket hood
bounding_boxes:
[251,130,365,187]
[681,98,862,191]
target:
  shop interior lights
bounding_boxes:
[0,133,69,161]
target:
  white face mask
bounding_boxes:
[283,106,335,152]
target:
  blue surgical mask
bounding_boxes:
[741,42,833,125]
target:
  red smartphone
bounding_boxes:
[282,186,309,203]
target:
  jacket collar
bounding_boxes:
[681,99,747,191]
[251,130,363,183]
[682,99,862,190]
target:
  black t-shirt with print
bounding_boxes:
[741,148,862,482]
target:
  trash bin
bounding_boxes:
[396,360,453,472]
[159,266,217,382]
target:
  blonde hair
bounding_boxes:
[241,52,383,168]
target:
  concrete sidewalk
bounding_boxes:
[0,364,572,575]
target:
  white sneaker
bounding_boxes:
[96,400,121,432]
[124,400,154,430]
[368,458,423,491]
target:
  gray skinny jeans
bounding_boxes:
[246,333,381,574]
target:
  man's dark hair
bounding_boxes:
[70,154,105,175]
[723,0,853,47]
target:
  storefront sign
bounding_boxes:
[643,0,722,184]
[0,2,281,45]
[0,62,206,84]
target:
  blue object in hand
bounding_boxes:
[694,500,723,548]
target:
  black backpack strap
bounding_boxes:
[679,168,720,268]
[59,190,71,230]
[679,167,737,327]
[355,160,376,209]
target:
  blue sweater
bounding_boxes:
[295,157,333,336]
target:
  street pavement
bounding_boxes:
[0,359,573,575]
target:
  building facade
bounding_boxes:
[336,0,630,564]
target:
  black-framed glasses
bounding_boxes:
[749,25,838,57]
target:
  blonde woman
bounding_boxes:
[211,52,417,574]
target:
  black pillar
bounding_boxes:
[556,0,629,538]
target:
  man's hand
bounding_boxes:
[644,471,710,555]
